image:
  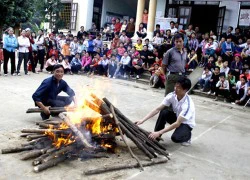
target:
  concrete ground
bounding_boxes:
[0,72,249,180]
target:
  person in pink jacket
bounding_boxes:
[81,52,92,73]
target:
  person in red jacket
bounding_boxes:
[114,18,122,34]
[49,45,59,60]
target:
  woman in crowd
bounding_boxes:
[70,53,82,74]
[35,29,45,72]
[136,23,147,39]
[81,52,92,73]
[130,54,144,79]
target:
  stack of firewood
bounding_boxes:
[1,94,169,174]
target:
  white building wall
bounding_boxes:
[156,0,166,17]
[220,1,241,33]
[101,0,137,27]
[72,0,94,34]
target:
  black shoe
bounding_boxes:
[40,112,50,120]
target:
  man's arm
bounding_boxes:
[35,101,50,115]
[149,116,185,140]
[135,104,166,125]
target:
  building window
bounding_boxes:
[70,3,78,30]
[61,3,71,29]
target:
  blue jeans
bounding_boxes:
[205,49,215,56]
[199,78,210,89]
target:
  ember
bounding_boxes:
[1,94,169,174]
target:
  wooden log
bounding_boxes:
[20,147,50,160]
[34,155,67,173]
[58,113,93,148]
[21,129,71,135]
[90,93,111,114]
[110,105,144,171]
[27,134,47,141]
[84,158,168,175]
[32,147,57,166]
[21,137,50,147]
[38,123,59,129]
[20,133,34,137]
[26,107,76,113]
[1,146,33,154]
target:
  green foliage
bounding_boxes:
[0,0,35,29]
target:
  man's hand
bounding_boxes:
[135,120,144,125]
[148,131,161,140]
[219,87,224,90]
[43,106,50,115]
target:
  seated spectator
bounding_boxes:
[130,54,144,79]
[103,44,109,56]
[216,37,225,55]
[220,60,230,77]
[124,37,132,49]
[235,37,245,53]
[214,73,230,102]
[148,57,163,73]
[89,53,101,75]
[188,32,199,52]
[140,45,152,69]
[120,30,128,44]
[70,53,82,74]
[120,20,127,34]
[58,54,64,63]
[187,49,198,71]
[232,76,249,105]
[118,51,131,78]
[93,34,103,53]
[203,55,215,71]
[126,18,135,38]
[81,52,92,73]
[117,42,126,60]
[199,66,212,92]
[163,29,172,42]
[103,24,112,41]
[221,36,235,65]
[145,38,154,51]
[130,47,140,59]
[154,24,161,37]
[95,47,103,57]
[108,54,118,78]
[135,39,143,51]
[48,45,59,60]
[45,55,58,73]
[112,33,121,49]
[114,18,122,34]
[97,54,109,76]
[208,66,220,95]
[205,37,217,56]
[227,70,236,92]
[149,63,165,88]
[152,32,162,47]
[136,23,147,39]
[106,45,116,58]
[231,53,243,81]
[77,39,87,54]
[215,56,223,69]
[61,57,72,74]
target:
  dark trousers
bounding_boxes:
[17,52,29,74]
[3,49,16,74]
[45,65,54,72]
[71,64,82,73]
[37,49,45,70]
[29,51,36,73]
[136,32,147,39]
[119,65,131,75]
[131,66,143,75]
[108,64,117,77]
[41,96,73,120]
[215,88,229,98]
[97,65,108,75]
[154,109,192,143]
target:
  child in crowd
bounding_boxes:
[112,33,121,49]
[232,76,249,105]
[89,53,101,75]
[48,45,59,60]
[136,23,147,39]
[230,53,243,81]
[208,66,220,95]
[130,54,144,79]
[142,9,148,28]
[220,61,230,77]
[120,21,127,33]
[149,63,165,88]
[58,55,64,63]
[61,57,72,74]
[204,55,215,71]
[45,55,58,73]
[81,52,92,73]
[117,51,131,78]
[215,56,223,69]
[152,32,162,47]
[97,54,109,76]
[103,44,109,56]
[187,48,198,71]
[214,73,230,102]
[134,39,143,51]
[117,42,126,60]
[108,54,118,78]
[62,39,71,59]
[227,70,236,92]
[199,66,212,92]
[70,53,82,74]
[205,37,216,56]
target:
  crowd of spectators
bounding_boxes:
[0,14,249,106]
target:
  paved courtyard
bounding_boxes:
[0,73,249,180]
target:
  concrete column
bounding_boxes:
[132,0,145,40]
[73,0,94,34]
[146,0,157,40]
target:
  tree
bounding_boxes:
[0,0,35,31]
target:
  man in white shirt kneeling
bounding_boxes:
[136,77,195,146]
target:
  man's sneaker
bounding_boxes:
[214,97,218,101]
[181,139,191,146]
[207,91,211,95]
[12,73,17,76]
[108,75,112,78]
[25,72,30,75]
[4,74,7,76]
[136,75,140,79]
[17,73,21,76]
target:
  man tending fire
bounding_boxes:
[136,77,195,146]
[32,64,77,120]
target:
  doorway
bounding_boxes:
[190,5,219,34]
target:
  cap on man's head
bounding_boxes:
[25,28,31,32]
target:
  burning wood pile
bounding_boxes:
[1,94,169,175]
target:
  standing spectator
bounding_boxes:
[25,28,37,74]
[136,23,147,39]
[70,53,82,74]
[185,24,195,38]
[230,53,243,81]
[114,18,122,34]
[70,36,79,61]
[45,54,57,73]
[108,54,118,78]
[3,27,18,76]
[221,26,236,43]
[48,34,57,52]
[120,20,128,33]
[188,32,199,52]
[35,29,45,72]
[118,51,131,78]
[208,66,220,95]
[62,39,71,59]
[221,36,235,64]
[93,34,103,52]
[199,66,212,92]
[87,35,95,57]
[214,73,230,102]
[169,21,177,36]
[77,26,88,40]
[126,18,135,38]
[174,22,180,31]
[162,33,187,95]
[195,26,202,43]
[17,30,30,76]
[81,52,92,73]
[142,9,148,28]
